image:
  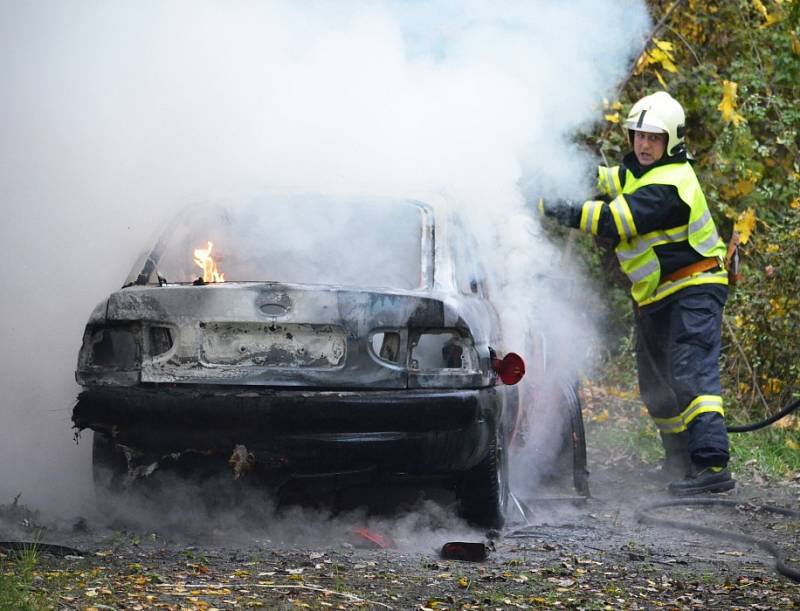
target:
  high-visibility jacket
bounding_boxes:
[580,157,728,306]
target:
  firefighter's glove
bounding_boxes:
[538,198,579,227]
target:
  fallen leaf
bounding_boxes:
[594,409,610,424]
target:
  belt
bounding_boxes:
[661,257,721,284]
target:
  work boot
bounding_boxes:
[668,465,736,496]
[656,432,691,482]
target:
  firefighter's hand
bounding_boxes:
[538,198,578,226]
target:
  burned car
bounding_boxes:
[73,195,533,527]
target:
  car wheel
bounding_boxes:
[555,383,590,496]
[92,431,128,512]
[458,417,509,529]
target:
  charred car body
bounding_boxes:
[73,195,529,527]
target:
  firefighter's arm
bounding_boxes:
[538,198,582,228]
[596,165,624,197]
[574,184,684,240]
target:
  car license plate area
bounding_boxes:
[200,322,346,369]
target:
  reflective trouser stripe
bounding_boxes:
[654,395,724,434]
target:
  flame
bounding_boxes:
[193,241,225,283]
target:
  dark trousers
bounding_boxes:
[635,289,730,467]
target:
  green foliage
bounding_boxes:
[590,417,664,464]
[590,0,800,423]
[729,426,800,479]
[0,545,47,611]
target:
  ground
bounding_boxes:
[3,396,800,610]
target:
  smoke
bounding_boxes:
[0,1,650,518]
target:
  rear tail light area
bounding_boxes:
[409,330,478,371]
[79,323,176,370]
[81,325,141,369]
[370,328,479,372]
[149,325,174,357]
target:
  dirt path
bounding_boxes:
[3,444,800,608]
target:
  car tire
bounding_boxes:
[555,383,590,496]
[457,416,509,529]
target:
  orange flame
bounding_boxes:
[193,241,225,283]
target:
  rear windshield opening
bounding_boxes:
[136,196,427,290]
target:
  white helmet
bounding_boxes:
[625,91,686,157]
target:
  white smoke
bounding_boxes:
[0,1,650,516]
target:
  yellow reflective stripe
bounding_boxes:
[696,229,723,252]
[616,225,689,261]
[579,200,603,234]
[596,167,609,195]
[654,395,724,434]
[597,166,622,198]
[628,259,659,283]
[609,195,636,240]
[688,209,712,233]
[639,270,728,306]
[603,167,619,197]
[611,168,622,197]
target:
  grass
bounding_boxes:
[0,544,49,611]
[728,425,800,479]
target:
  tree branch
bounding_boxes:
[616,0,689,97]
[723,317,771,415]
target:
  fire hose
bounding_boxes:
[727,396,800,433]
[635,498,800,582]
[633,396,800,582]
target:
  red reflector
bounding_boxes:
[493,352,525,385]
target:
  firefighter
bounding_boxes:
[539,91,734,495]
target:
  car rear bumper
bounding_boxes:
[74,385,512,476]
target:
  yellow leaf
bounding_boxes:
[773,415,796,429]
[791,197,800,210]
[457,576,470,588]
[604,112,620,123]
[764,376,783,394]
[718,80,746,126]
[752,0,769,19]
[769,298,786,318]
[611,100,623,110]
[594,409,610,424]
[792,32,800,56]
[734,208,757,244]
[648,47,678,72]
[766,243,779,253]
[653,39,674,52]
[654,69,668,88]
[785,438,799,450]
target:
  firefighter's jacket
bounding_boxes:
[573,152,728,307]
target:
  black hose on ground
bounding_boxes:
[0,541,85,557]
[635,498,800,582]
[727,397,800,433]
